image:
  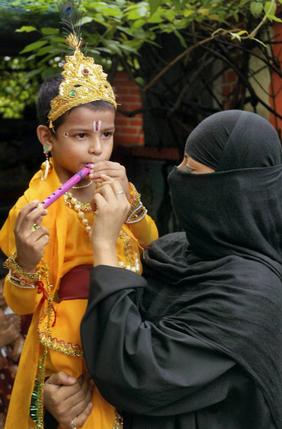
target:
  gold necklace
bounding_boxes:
[64,192,92,236]
[72,179,93,190]
[64,192,142,273]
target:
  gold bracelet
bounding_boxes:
[128,183,141,209]
[126,204,148,224]
[8,271,36,289]
[3,253,41,282]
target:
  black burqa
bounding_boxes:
[81,110,282,429]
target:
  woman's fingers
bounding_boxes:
[94,175,127,202]
[90,162,129,197]
[90,161,126,178]
[111,179,127,198]
[70,401,93,429]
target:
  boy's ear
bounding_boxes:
[36,125,53,150]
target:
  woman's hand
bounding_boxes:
[44,372,93,429]
[14,201,49,272]
[92,178,130,266]
[89,161,129,198]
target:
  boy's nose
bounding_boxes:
[89,137,102,155]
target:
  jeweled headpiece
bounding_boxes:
[48,34,117,128]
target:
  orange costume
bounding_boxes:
[0,165,158,429]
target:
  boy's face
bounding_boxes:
[50,105,115,180]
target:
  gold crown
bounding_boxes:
[48,34,117,128]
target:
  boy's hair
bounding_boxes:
[36,75,115,130]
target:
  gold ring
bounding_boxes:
[70,418,77,429]
[31,223,40,232]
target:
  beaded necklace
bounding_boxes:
[64,191,92,236]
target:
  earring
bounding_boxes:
[41,144,51,181]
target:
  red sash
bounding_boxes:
[58,265,92,300]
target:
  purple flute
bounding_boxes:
[42,165,91,209]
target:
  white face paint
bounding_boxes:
[93,120,102,133]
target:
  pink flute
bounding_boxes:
[42,165,92,209]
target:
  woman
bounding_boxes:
[45,110,282,429]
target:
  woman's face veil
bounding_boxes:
[168,110,282,258]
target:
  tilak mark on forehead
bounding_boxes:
[93,120,102,132]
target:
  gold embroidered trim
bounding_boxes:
[38,330,82,357]
[117,228,142,274]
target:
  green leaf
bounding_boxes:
[198,8,210,16]
[147,8,163,23]
[264,1,276,17]
[103,40,122,55]
[266,14,282,22]
[96,6,122,17]
[132,18,147,29]
[47,36,66,44]
[20,40,48,54]
[126,2,149,20]
[75,16,94,26]
[183,9,194,18]
[16,25,37,33]
[40,27,59,35]
[86,2,122,17]
[36,46,52,56]
[149,0,163,15]
[250,2,263,17]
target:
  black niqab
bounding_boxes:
[143,110,282,428]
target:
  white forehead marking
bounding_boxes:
[93,120,102,132]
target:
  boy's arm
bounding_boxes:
[0,199,45,315]
[3,276,39,315]
[127,214,158,248]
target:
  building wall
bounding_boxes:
[269,23,282,134]
[113,71,144,146]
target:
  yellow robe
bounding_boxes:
[0,165,158,429]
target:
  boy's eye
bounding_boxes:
[103,131,114,138]
[76,133,86,139]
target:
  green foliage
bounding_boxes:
[0,0,279,118]
[12,0,278,67]
[0,57,38,118]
